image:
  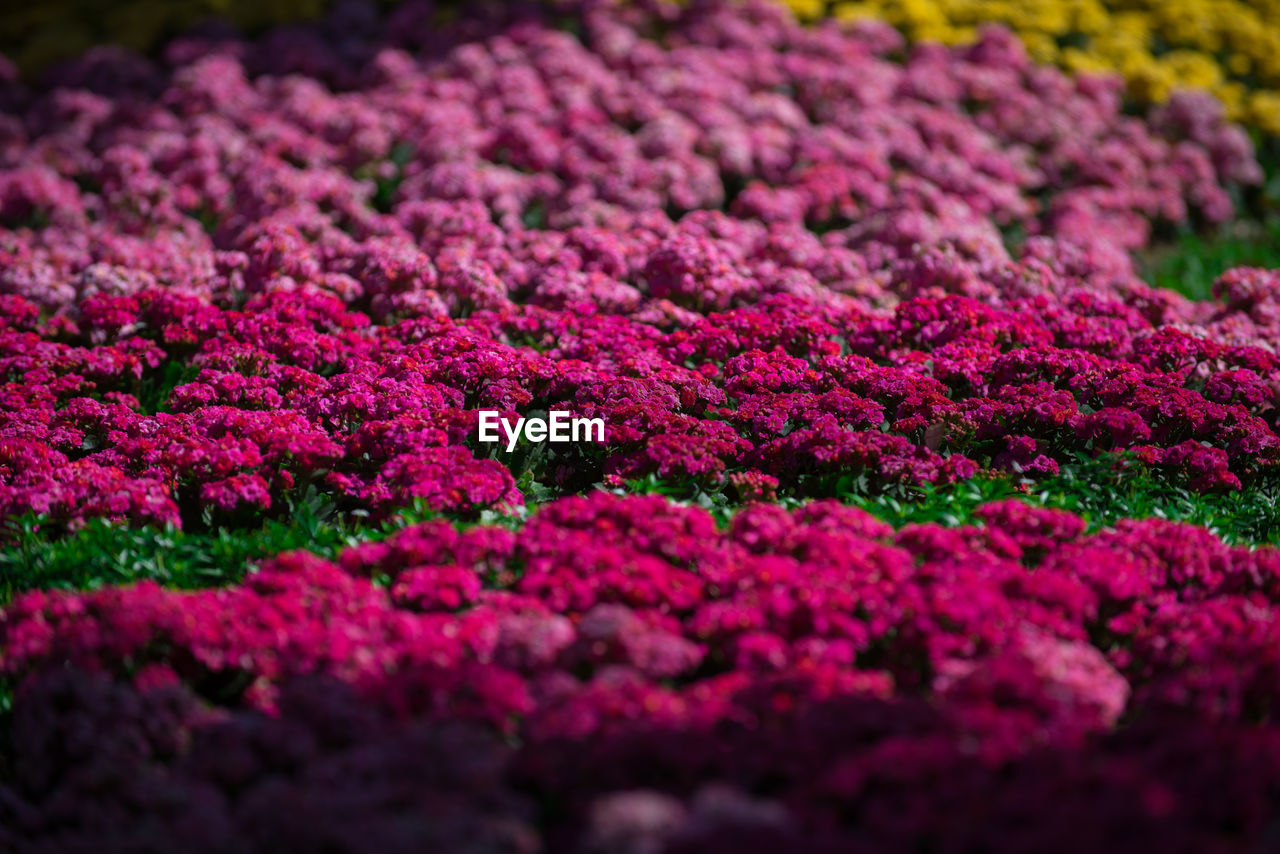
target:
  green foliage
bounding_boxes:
[840,459,1277,545]
[134,359,202,414]
[629,452,1280,546]
[1141,216,1280,300]
[3,453,1277,608]
[0,492,441,604]
[844,453,1280,545]
[368,141,413,213]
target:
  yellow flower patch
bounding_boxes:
[815,0,1280,137]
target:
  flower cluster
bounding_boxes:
[13,0,1280,142]
[8,271,1280,530]
[0,1,1273,531]
[12,253,1280,530]
[5,492,1280,849]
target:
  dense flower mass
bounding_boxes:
[0,0,1276,532]
[11,0,1280,140]
[4,1,1280,850]
[12,1,1280,139]
[6,492,1280,850]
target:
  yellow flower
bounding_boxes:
[833,2,885,22]
[1161,50,1224,91]
[1021,31,1059,64]
[1060,46,1112,75]
[1249,91,1280,137]
[1129,63,1177,104]
[785,0,829,19]
[808,0,1280,138]
[1070,2,1110,37]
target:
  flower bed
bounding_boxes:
[12,0,1280,142]
[5,492,1280,850]
[0,1,1272,533]
[3,1,1280,850]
